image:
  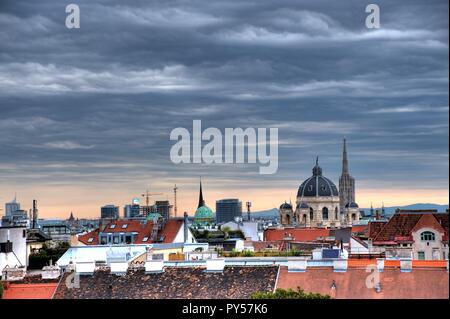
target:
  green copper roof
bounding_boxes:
[147,212,162,221]
[194,205,214,220]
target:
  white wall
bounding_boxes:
[0,227,27,271]
[350,237,369,254]
[173,222,196,243]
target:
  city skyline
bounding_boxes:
[0,0,448,218]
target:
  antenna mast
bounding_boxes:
[173,184,178,217]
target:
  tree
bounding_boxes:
[251,287,330,299]
[221,226,231,239]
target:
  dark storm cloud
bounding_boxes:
[0,0,448,196]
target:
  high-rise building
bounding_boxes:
[5,195,20,216]
[339,139,355,211]
[216,199,242,223]
[101,205,119,220]
[155,200,172,220]
[124,204,141,218]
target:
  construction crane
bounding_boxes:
[173,184,178,217]
[141,189,163,207]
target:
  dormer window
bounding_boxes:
[110,224,116,229]
[87,237,94,243]
[421,231,435,241]
[122,224,128,229]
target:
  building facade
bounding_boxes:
[281,140,360,228]
[369,210,449,260]
[216,199,242,223]
[294,158,342,228]
[101,205,119,220]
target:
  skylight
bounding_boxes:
[110,224,116,229]
[87,237,94,243]
[142,237,149,242]
[122,224,128,229]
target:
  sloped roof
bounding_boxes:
[372,213,449,244]
[53,266,278,299]
[277,266,449,299]
[78,219,183,245]
[2,283,59,299]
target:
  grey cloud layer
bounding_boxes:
[0,0,448,196]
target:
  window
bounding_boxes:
[87,237,94,243]
[322,207,329,220]
[142,237,149,242]
[421,231,435,241]
[110,224,116,229]
[418,251,425,260]
[309,208,314,221]
[122,224,128,229]
[335,207,338,220]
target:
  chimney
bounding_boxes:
[375,209,380,221]
[183,212,189,243]
[32,200,38,229]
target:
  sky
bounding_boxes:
[0,0,448,219]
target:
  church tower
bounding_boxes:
[339,139,355,211]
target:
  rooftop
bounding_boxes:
[53,266,278,299]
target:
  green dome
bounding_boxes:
[194,205,214,221]
[147,212,162,221]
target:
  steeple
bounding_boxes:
[339,138,356,211]
[197,177,205,208]
[342,138,349,174]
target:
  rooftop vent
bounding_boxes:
[400,259,412,273]
[2,266,26,281]
[287,259,307,272]
[110,261,129,275]
[205,259,225,273]
[145,260,164,273]
[42,264,61,280]
[75,261,95,275]
[333,260,348,272]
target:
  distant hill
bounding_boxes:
[251,203,449,219]
[251,208,278,219]
[363,203,449,216]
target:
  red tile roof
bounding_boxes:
[351,225,369,236]
[264,228,331,242]
[372,213,449,244]
[2,283,59,299]
[78,219,183,245]
[276,266,449,299]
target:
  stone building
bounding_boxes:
[295,158,341,228]
[279,140,360,228]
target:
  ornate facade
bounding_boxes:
[279,140,360,228]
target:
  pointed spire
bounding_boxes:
[197,177,205,208]
[342,138,349,175]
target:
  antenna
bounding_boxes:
[173,184,178,218]
[246,202,252,221]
